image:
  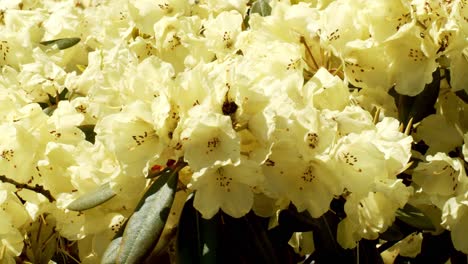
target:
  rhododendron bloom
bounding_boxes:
[191,159,263,219]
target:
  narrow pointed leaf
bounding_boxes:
[116,166,180,263]
[67,182,116,211]
[455,90,468,104]
[379,223,405,242]
[101,219,128,264]
[177,198,287,263]
[237,212,281,264]
[176,194,219,264]
[40,37,81,50]
[101,237,122,264]
[175,194,200,264]
[309,211,355,262]
[357,239,384,264]
[391,69,441,125]
[396,204,436,231]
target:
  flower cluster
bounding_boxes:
[0,0,466,263]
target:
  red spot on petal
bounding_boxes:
[151,165,163,172]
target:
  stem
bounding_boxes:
[373,107,381,125]
[300,36,319,71]
[0,175,55,203]
[356,240,360,264]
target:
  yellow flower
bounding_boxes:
[191,159,263,218]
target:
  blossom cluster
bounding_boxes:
[0,0,466,262]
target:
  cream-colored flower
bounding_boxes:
[331,134,387,196]
[191,159,263,218]
[128,0,190,35]
[329,105,374,136]
[0,8,45,69]
[0,188,31,263]
[353,87,399,119]
[202,10,243,59]
[180,107,240,172]
[289,231,315,256]
[262,140,342,218]
[381,232,423,260]
[337,179,412,248]
[318,0,369,56]
[302,67,350,111]
[198,0,249,17]
[383,24,439,96]
[441,192,468,254]
[413,153,466,199]
[95,101,164,177]
[77,214,125,264]
[463,132,468,163]
[413,114,464,155]
[0,104,49,185]
[152,15,210,72]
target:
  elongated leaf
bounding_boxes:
[101,237,122,264]
[250,0,272,17]
[176,194,219,264]
[40,37,81,50]
[379,223,405,242]
[67,182,116,211]
[455,89,468,104]
[180,200,333,263]
[308,211,354,262]
[236,212,281,264]
[116,167,180,263]
[414,231,454,263]
[391,69,441,125]
[357,239,384,264]
[396,204,436,231]
[101,218,128,264]
[277,206,319,233]
[177,197,282,264]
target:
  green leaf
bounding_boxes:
[357,239,384,264]
[101,219,128,264]
[379,223,405,242]
[267,206,316,258]
[250,0,272,17]
[77,124,96,144]
[455,89,468,104]
[176,194,219,264]
[396,204,436,231]
[40,37,81,50]
[116,166,180,264]
[442,68,468,104]
[392,69,441,125]
[278,206,319,232]
[176,198,282,264]
[101,237,122,264]
[67,182,116,211]
[236,213,281,264]
[308,211,354,262]
[413,231,455,263]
